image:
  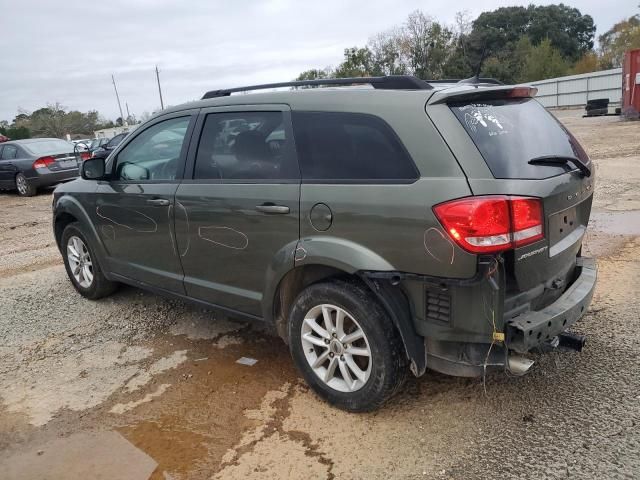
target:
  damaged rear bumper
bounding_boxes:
[506,257,597,353]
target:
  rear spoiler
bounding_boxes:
[428,85,538,105]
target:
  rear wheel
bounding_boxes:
[288,280,407,412]
[15,173,36,197]
[61,223,118,299]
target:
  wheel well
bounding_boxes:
[54,213,77,250]
[272,264,359,341]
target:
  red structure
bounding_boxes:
[622,48,640,118]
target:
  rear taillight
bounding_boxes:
[433,196,544,254]
[33,156,55,169]
[80,152,91,161]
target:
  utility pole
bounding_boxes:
[155,65,165,110]
[112,74,125,126]
[125,102,131,125]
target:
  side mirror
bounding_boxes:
[81,157,106,180]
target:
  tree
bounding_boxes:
[571,52,600,74]
[599,14,640,68]
[2,104,115,138]
[368,29,408,76]
[519,38,569,82]
[527,4,595,60]
[400,11,455,79]
[334,47,374,77]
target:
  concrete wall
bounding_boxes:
[530,68,623,108]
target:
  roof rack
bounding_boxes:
[201,75,432,99]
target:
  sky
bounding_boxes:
[0,0,637,123]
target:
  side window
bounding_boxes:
[194,111,298,181]
[114,117,190,181]
[1,145,18,160]
[292,112,418,182]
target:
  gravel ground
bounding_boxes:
[0,111,638,479]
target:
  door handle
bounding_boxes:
[255,204,290,214]
[147,198,170,206]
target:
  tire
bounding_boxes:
[15,173,36,197]
[61,222,118,299]
[288,280,407,412]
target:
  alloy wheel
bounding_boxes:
[16,175,27,195]
[67,236,94,288]
[300,304,372,392]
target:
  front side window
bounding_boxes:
[1,145,17,159]
[194,111,298,181]
[292,111,418,182]
[114,117,190,181]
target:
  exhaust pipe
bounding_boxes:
[507,355,535,375]
[558,332,586,352]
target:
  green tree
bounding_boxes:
[519,38,569,82]
[599,14,640,68]
[527,4,595,60]
[334,47,375,77]
[296,68,332,81]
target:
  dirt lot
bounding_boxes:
[1,111,639,479]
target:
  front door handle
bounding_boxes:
[255,204,290,214]
[147,198,170,206]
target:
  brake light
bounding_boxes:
[80,152,91,161]
[433,196,544,254]
[33,156,55,169]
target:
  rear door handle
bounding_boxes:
[255,204,290,214]
[147,198,170,206]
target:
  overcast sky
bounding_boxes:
[0,0,637,123]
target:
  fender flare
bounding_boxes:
[54,195,108,264]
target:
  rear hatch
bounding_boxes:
[427,87,594,312]
[24,139,81,171]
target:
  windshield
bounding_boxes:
[450,98,589,179]
[22,140,74,155]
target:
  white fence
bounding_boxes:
[530,68,623,108]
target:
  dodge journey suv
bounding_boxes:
[53,75,597,411]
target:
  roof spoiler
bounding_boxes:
[429,86,538,104]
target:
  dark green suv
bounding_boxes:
[53,75,597,411]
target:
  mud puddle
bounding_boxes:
[0,325,299,480]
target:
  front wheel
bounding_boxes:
[61,222,118,299]
[288,280,407,412]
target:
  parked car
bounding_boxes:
[71,139,92,151]
[0,134,9,143]
[1,138,86,196]
[90,132,129,160]
[52,75,597,411]
[88,137,110,151]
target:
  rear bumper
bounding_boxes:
[506,257,597,353]
[27,169,79,188]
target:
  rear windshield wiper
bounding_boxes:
[528,155,591,177]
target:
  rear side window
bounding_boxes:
[292,112,418,183]
[194,111,298,181]
[450,98,589,179]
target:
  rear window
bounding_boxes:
[292,111,418,183]
[22,140,74,156]
[450,98,589,179]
